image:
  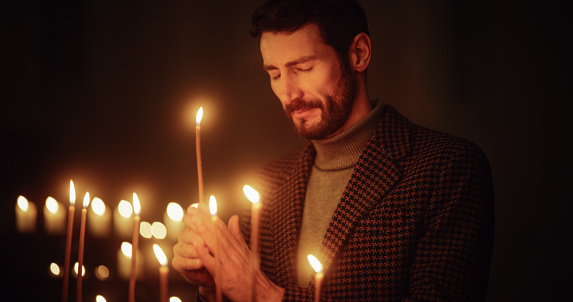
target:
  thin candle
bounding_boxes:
[243,185,261,302]
[153,244,169,302]
[62,181,75,302]
[209,196,222,302]
[129,193,141,302]
[195,107,204,207]
[15,195,37,233]
[308,254,324,302]
[77,192,90,302]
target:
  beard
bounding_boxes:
[284,67,357,140]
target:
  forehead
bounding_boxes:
[260,23,332,65]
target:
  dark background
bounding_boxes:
[2,0,571,301]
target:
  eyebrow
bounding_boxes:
[263,55,318,71]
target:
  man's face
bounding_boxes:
[260,24,356,140]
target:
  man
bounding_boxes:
[173,0,494,301]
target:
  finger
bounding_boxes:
[228,215,247,245]
[173,240,200,258]
[172,252,204,271]
[216,218,250,267]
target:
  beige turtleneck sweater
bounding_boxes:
[296,100,384,287]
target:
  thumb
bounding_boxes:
[227,215,245,243]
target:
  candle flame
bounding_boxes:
[70,180,76,206]
[50,262,61,276]
[140,221,153,238]
[196,107,203,126]
[209,195,217,216]
[167,202,184,221]
[151,222,167,239]
[170,298,182,302]
[243,185,260,204]
[74,262,86,276]
[118,200,133,218]
[153,244,168,266]
[191,203,199,208]
[46,197,59,214]
[121,242,132,258]
[91,197,106,216]
[96,295,107,302]
[17,195,29,211]
[82,192,90,209]
[307,254,323,273]
[133,193,141,216]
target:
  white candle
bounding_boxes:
[209,196,222,302]
[15,195,37,233]
[44,197,66,235]
[113,200,133,240]
[88,197,111,237]
[117,242,143,280]
[153,244,169,302]
[308,255,324,302]
[243,185,261,302]
[164,202,184,242]
[129,193,142,302]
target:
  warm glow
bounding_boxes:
[118,200,133,218]
[151,222,167,239]
[91,197,106,215]
[167,202,184,221]
[17,195,29,211]
[96,295,107,302]
[74,262,86,276]
[140,221,153,238]
[95,265,110,281]
[153,244,168,266]
[50,263,61,276]
[243,185,260,204]
[46,197,59,214]
[191,203,199,208]
[170,297,182,302]
[196,107,203,126]
[209,195,217,216]
[70,180,76,206]
[82,192,90,209]
[121,242,132,258]
[307,254,323,273]
[133,193,141,216]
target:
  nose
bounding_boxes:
[273,73,303,106]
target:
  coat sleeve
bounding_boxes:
[404,143,495,302]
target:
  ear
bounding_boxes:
[348,33,371,72]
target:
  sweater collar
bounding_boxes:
[311,100,384,170]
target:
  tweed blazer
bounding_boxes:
[242,104,494,301]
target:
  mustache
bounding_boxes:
[285,99,323,115]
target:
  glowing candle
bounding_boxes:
[114,200,133,240]
[15,195,37,233]
[243,185,261,302]
[164,202,184,242]
[153,244,169,302]
[129,193,141,302]
[44,197,66,235]
[307,255,324,302]
[88,197,111,237]
[62,180,76,302]
[77,192,90,302]
[96,295,106,302]
[209,196,222,302]
[117,242,142,280]
[196,107,204,207]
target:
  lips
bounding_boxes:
[285,99,323,117]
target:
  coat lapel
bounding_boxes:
[319,105,411,274]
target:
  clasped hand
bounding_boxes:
[172,205,284,302]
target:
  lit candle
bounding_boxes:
[96,295,106,302]
[196,107,204,207]
[243,185,261,302]
[114,200,134,240]
[44,197,66,235]
[77,192,90,302]
[307,255,324,302]
[164,202,184,242]
[15,195,37,233]
[153,244,169,302]
[117,242,142,280]
[129,193,141,302]
[88,197,111,237]
[209,195,222,302]
[62,180,76,302]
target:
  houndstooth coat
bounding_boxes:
[242,104,494,301]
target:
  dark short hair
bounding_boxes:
[250,0,369,62]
